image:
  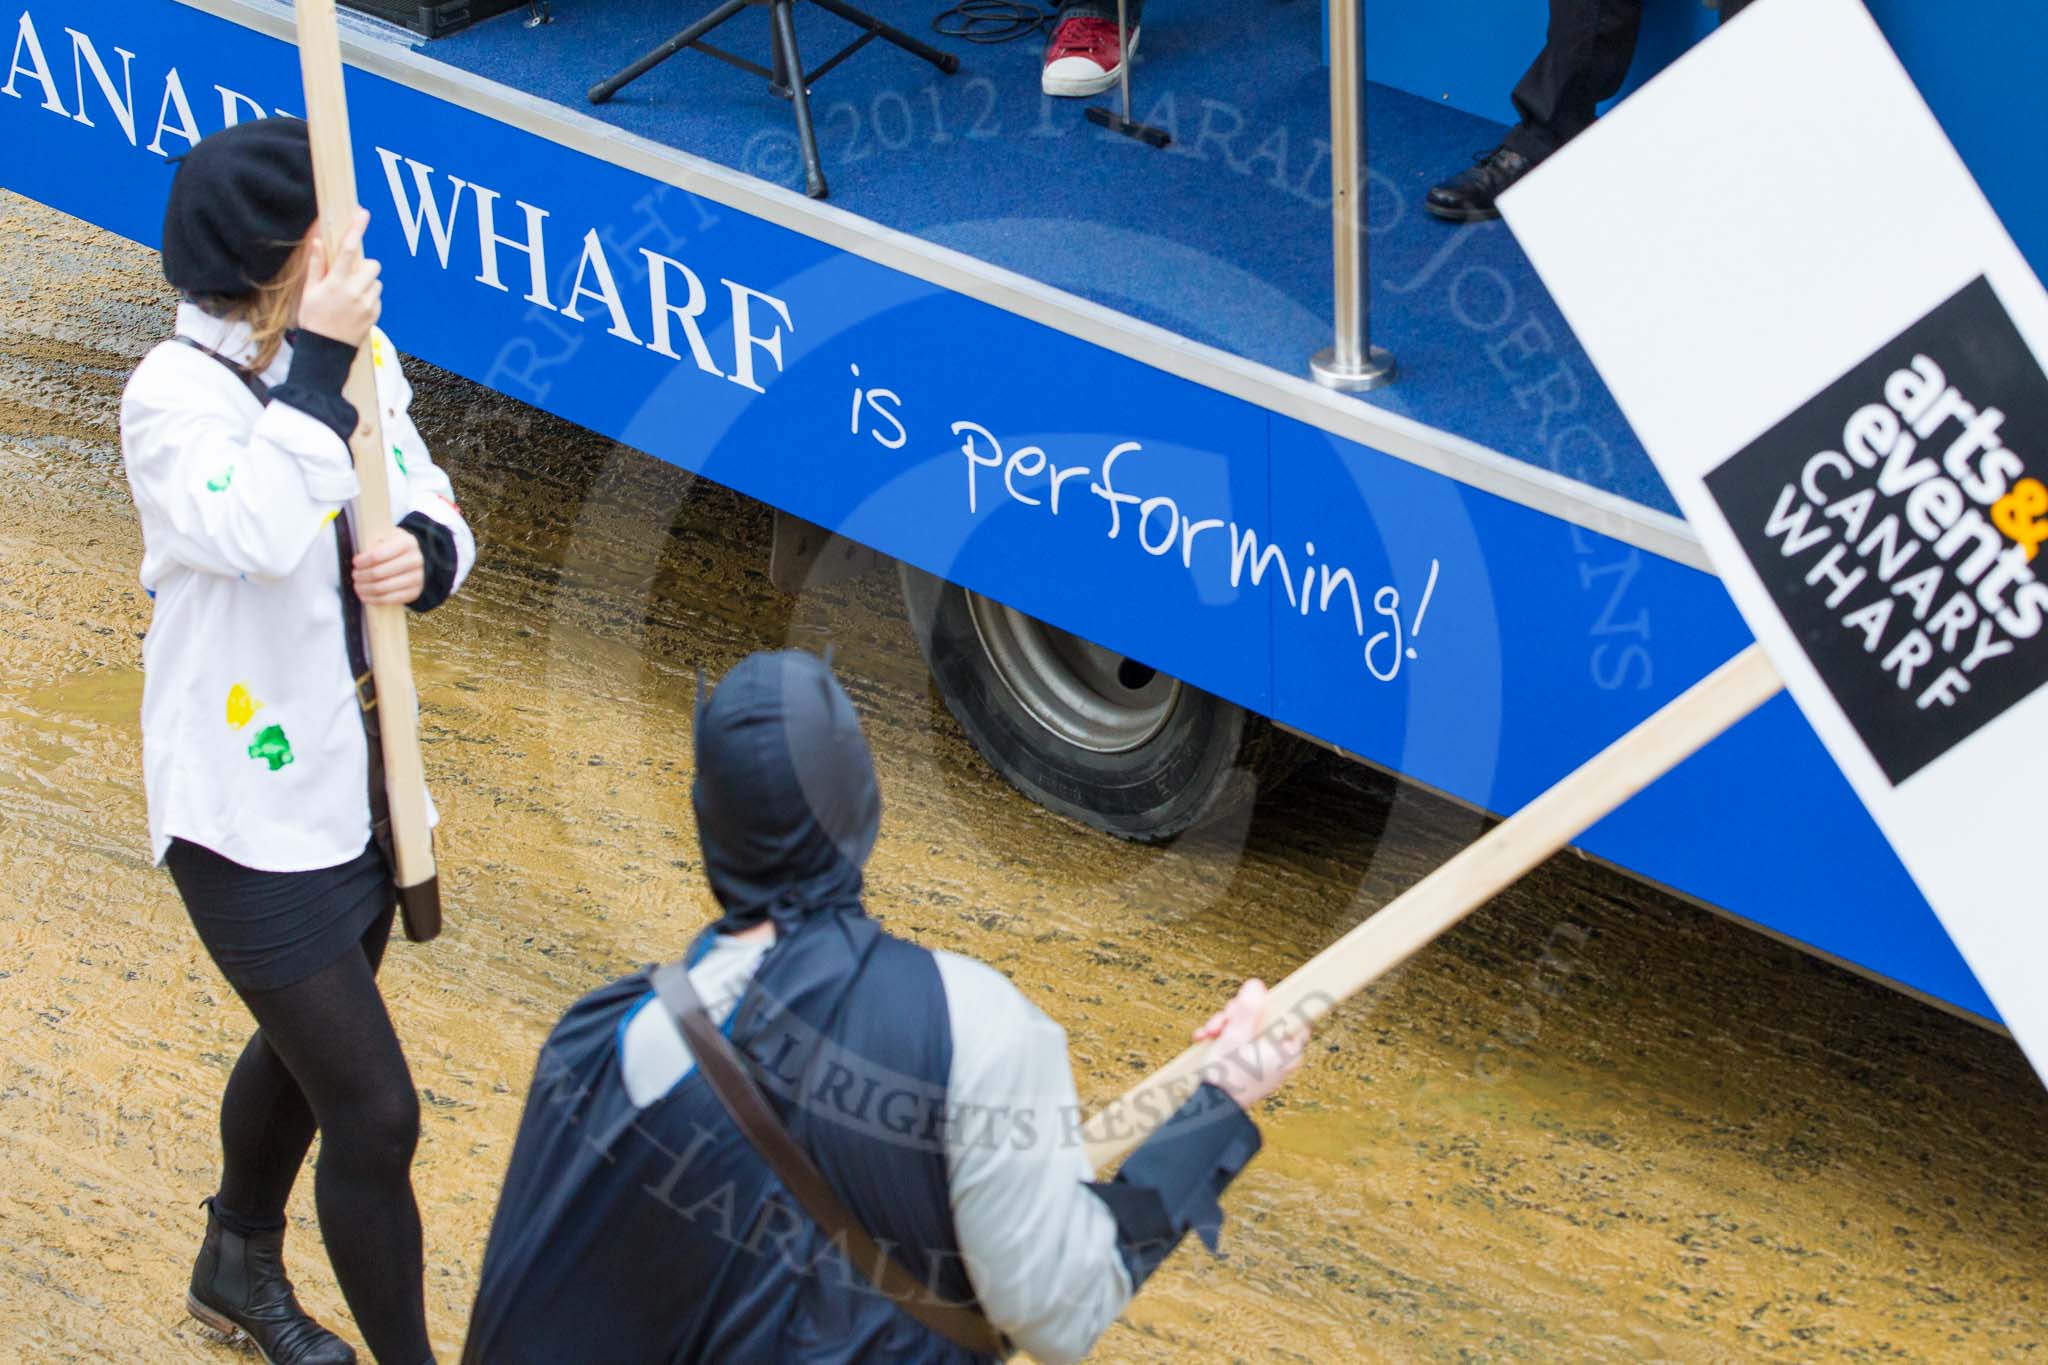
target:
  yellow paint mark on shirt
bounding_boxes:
[226,683,264,730]
[323,508,341,525]
[371,336,386,369]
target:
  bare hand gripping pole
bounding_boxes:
[295,0,442,941]
[1081,644,1784,1171]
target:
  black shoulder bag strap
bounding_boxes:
[649,960,1010,1359]
[175,334,270,403]
[173,336,428,940]
[330,507,407,924]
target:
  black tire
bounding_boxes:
[899,565,1306,843]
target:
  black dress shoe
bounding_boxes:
[1426,146,1536,222]
[187,1199,358,1365]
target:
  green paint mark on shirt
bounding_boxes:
[206,465,235,492]
[246,723,295,771]
[392,444,407,475]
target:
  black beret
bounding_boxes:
[162,117,317,298]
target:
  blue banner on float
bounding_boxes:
[0,0,1992,1019]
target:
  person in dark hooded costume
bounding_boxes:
[461,650,1307,1364]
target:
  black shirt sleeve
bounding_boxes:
[271,330,359,443]
[400,511,459,613]
[1083,1082,1262,1290]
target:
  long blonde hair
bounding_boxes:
[190,235,311,373]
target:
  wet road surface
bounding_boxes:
[3,192,2047,1362]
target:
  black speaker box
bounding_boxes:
[340,0,529,40]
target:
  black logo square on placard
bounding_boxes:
[1705,275,2048,786]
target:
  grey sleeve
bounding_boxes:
[935,953,1133,1365]
[935,954,1266,1362]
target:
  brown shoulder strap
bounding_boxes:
[650,960,1008,1358]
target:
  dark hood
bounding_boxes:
[692,650,881,930]
[683,653,895,1161]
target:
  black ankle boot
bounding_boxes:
[187,1198,358,1364]
[1426,144,1538,222]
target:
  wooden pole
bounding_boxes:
[1081,643,1783,1170]
[294,0,441,939]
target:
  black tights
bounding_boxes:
[214,906,434,1365]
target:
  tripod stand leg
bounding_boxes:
[770,10,792,92]
[770,0,830,198]
[806,0,961,72]
[589,0,752,103]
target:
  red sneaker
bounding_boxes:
[1041,14,1138,97]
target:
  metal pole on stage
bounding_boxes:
[1310,0,1395,392]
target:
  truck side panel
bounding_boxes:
[0,0,1990,1017]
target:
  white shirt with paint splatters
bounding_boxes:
[120,302,475,872]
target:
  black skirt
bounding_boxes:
[166,838,393,993]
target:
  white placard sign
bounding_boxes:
[1500,0,2048,1078]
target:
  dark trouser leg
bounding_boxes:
[1506,0,1647,159]
[237,908,432,1365]
[1720,0,1756,20]
[216,913,396,1230]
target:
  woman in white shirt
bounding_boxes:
[121,118,472,1365]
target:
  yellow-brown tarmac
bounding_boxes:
[3,193,2045,1362]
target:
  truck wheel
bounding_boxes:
[899,566,1303,842]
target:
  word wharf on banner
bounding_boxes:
[377,151,794,397]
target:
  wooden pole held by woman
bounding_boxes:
[1082,643,1785,1170]
[293,0,441,939]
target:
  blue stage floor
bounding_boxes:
[429,0,1674,515]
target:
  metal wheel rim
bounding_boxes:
[964,591,1181,754]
